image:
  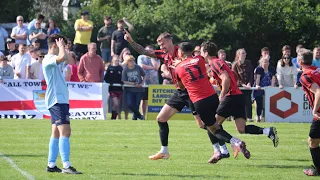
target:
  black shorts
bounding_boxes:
[49,103,70,126]
[165,89,195,112]
[194,94,219,126]
[73,44,88,60]
[142,87,148,100]
[309,120,320,139]
[216,94,246,120]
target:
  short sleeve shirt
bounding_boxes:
[42,54,69,108]
[74,19,93,45]
[121,64,146,92]
[12,25,28,44]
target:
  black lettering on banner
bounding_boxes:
[77,84,92,89]
[0,114,36,119]
[185,65,204,82]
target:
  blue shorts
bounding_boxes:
[101,48,112,62]
[49,103,70,126]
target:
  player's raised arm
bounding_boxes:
[123,29,157,58]
[55,38,67,64]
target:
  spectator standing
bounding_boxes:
[111,18,134,56]
[66,39,73,52]
[11,16,28,45]
[105,55,123,120]
[73,10,93,59]
[118,47,131,119]
[32,40,41,51]
[29,48,39,64]
[0,26,8,54]
[29,19,48,52]
[232,48,254,121]
[47,18,60,36]
[10,44,31,79]
[218,49,232,67]
[161,64,172,85]
[0,56,14,82]
[276,54,298,89]
[97,16,116,65]
[291,45,303,86]
[312,46,320,67]
[78,43,104,82]
[30,51,45,80]
[5,38,19,60]
[68,52,80,82]
[122,55,146,120]
[253,57,276,122]
[137,45,160,118]
[27,14,45,33]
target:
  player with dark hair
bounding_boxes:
[43,34,81,174]
[175,42,250,159]
[298,48,320,176]
[200,41,279,163]
[124,31,230,161]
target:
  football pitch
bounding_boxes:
[0,119,312,180]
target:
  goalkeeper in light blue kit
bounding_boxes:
[43,34,81,174]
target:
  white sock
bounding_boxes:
[230,137,241,146]
[220,144,229,154]
[48,162,56,168]
[263,128,270,136]
[160,146,168,154]
[63,161,71,169]
[213,143,220,153]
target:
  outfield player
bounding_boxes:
[298,49,320,176]
[43,34,81,174]
[200,41,279,162]
[175,42,250,159]
[124,30,230,161]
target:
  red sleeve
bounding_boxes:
[154,50,165,59]
[300,73,313,88]
[212,61,227,74]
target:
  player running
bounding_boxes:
[200,41,279,163]
[298,49,320,176]
[124,30,230,161]
[175,42,250,159]
[43,34,81,174]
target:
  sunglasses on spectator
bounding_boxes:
[284,57,290,60]
[39,56,44,58]
[17,19,23,22]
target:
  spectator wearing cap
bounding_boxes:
[73,10,93,60]
[29,19,48,52]
[111,18,134,56]
[78,43,104,82]
[0,26,8,54]
[5,38,18,59]
[97,16,116,66]
[11,16,28,45]
[10,44,31,79]
[137,45,160,118]
[29,51,44,80]
[0,55,14,82]
[47,18,60,36]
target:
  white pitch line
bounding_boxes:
[0,152,35,180]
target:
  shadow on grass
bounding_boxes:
[0,154,44,158]
[108,172,228,179]
[252,164,307,169]
[283,158,309,162]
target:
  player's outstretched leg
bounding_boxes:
[149,104,177,160]
[234,118,279,147]
[46,127,61,173]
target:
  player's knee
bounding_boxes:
[156,115,168,123]
[308,137,319,148]
[236,127,245,134]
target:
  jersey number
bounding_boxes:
[185,65,204,81]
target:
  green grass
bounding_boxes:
[0,119,313,180]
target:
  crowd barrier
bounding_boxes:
[0,80,313,122]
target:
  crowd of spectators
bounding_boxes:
[0,11,318,121]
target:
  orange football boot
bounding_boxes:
[148,152,170,160]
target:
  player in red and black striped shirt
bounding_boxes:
[175,42,250,160]
[123,30,228,162]
[298,49,320,176]
[200,41,279,162]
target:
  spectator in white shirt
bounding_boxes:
[30,51,44,80]
[276,54,298,89]
[137,45,160,118]
[10,44,31,79]
[0,26,8,54]
[10,16,28,45]
[28,47,39,64]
